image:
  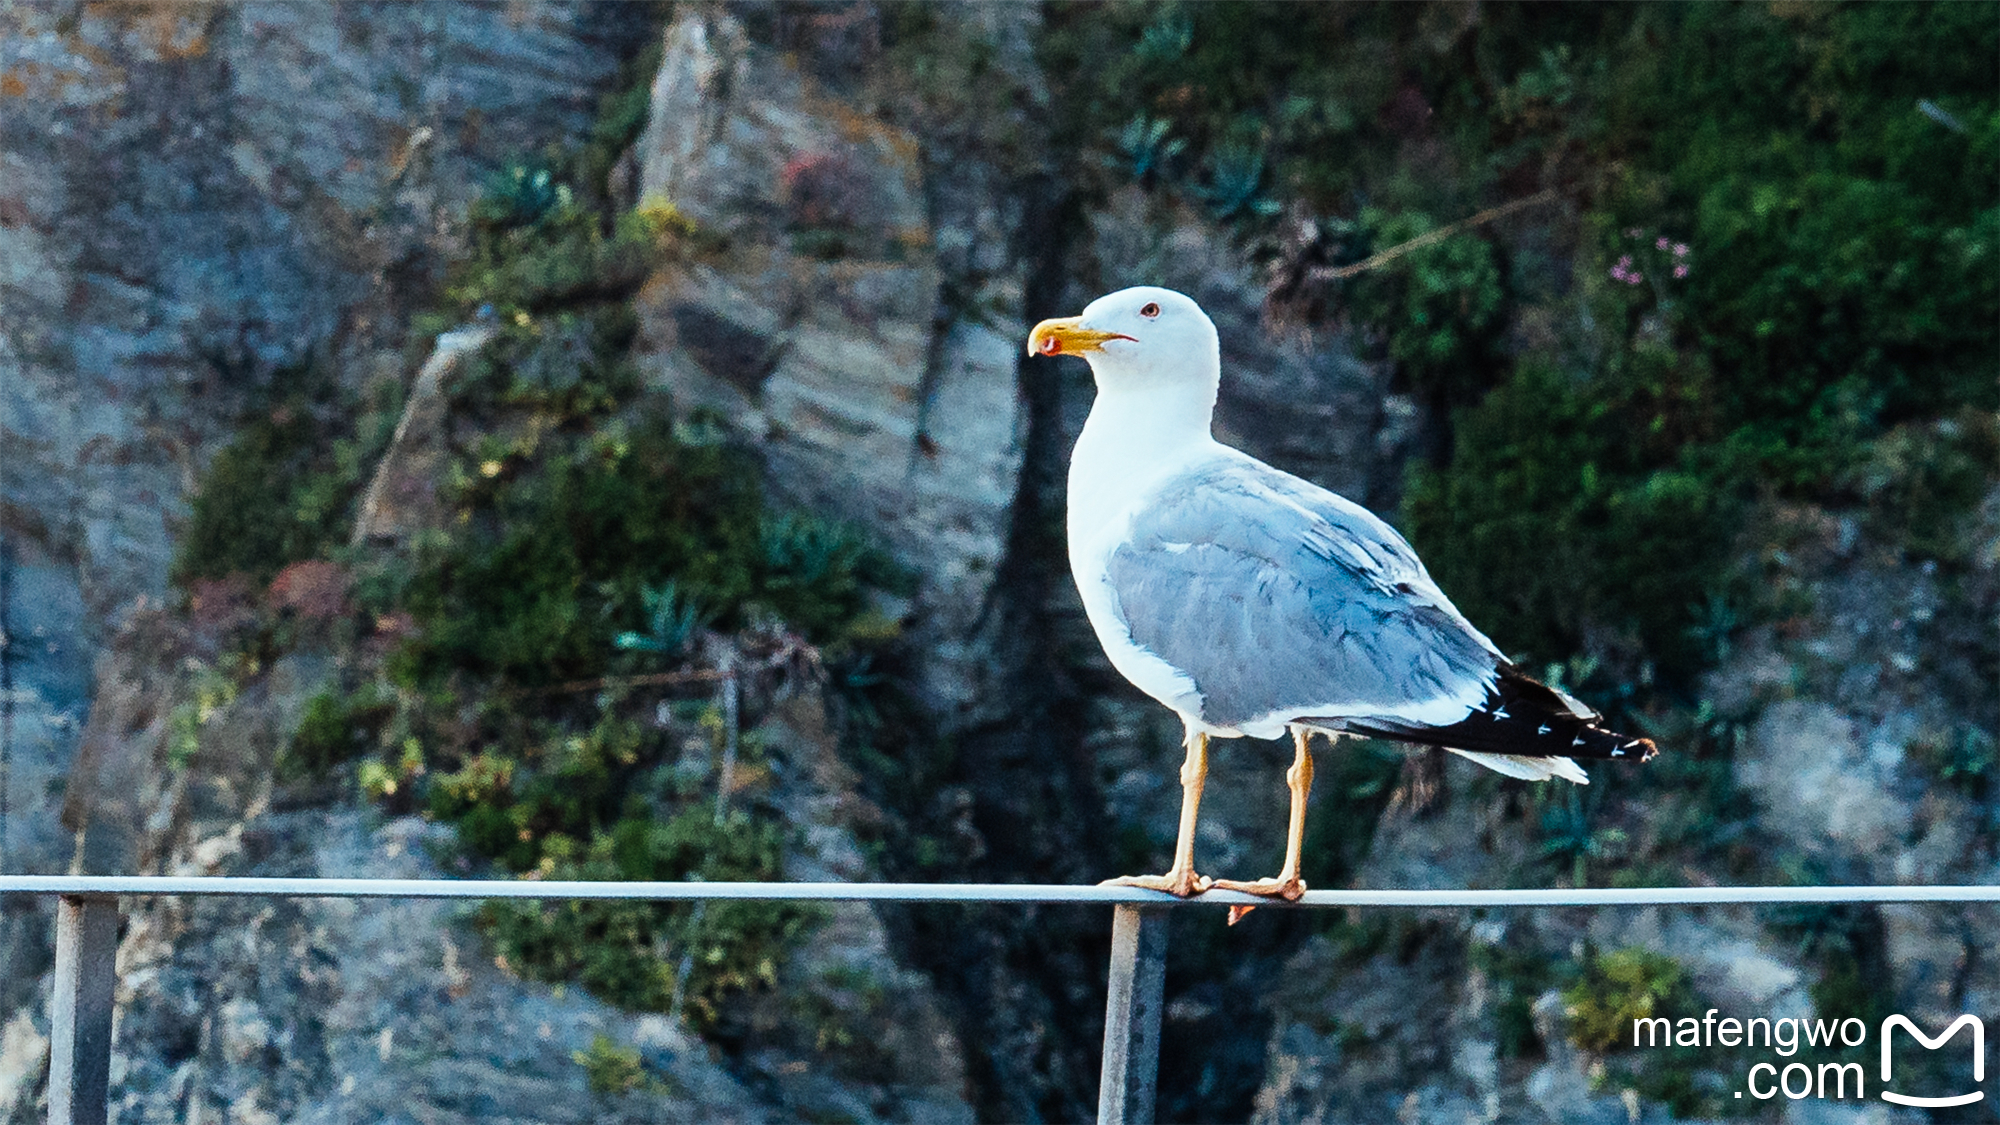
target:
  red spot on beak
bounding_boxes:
[1040,336,1062,355]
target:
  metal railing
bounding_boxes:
[4,877,1997,1125]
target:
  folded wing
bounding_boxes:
[1102,457,1654,773]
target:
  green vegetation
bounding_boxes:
[170,33,903,1026]
[1535,784,1627,888]
[172,360,402,589]
[451,190,660,322]
[393,396,901,688]
[1470,937,1555,1060]
[1852,408,2000,569]
[165,657,248,770]
[573,1033,660,1096]
[1346,209,1506,409]
[380,135,891,1021]
[1562,946,1690,1052]
[1560,944,1785,1119]
[482,803,819,1023]
[789,965,893,1067]
[1910,723,1998,800]
[283,683,394,776]
[1045,2,1997,680]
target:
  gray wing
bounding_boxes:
[1104,457,1502,733]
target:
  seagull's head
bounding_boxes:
[1026,286,1219,394]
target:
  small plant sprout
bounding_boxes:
[1118,115,1186,183]
[1195,140,1281,219]
[1539,785,1627,887]
[615,582,711,657]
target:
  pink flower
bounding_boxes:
[1627,272,1643,285]
[1673,264,1688,278]
[1656,237,1670,250]
[1672,243,1689,257]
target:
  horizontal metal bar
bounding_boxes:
[0,875,1995,906]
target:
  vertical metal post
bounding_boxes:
[49,894,118,1125]
[1097,904,1168,1125]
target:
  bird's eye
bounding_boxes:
[1139,302,1160,318]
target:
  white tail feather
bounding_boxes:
[1448,749,1590,784]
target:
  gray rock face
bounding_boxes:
[14,611,973,1124]
[350,324,495,547]
[632,8,1025,722]
[106,812,772,1125]
[1739,701,1911,866]
[0,1,653,874]
[9,7,1994,1125]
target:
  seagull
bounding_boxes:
[1028,286,1656,905]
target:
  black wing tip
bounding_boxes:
[1333,699,1661,764]
[1604,735,1660,763]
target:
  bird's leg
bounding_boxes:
[1212,728,1314,920]
[1101,729,1213,897]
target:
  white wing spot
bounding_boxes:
[1492,708,1510,720]
[1536,724,1551,735]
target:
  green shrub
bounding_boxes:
[165,659,244,770]
[1046,2,1997,687]
[398,404,904,688]
[1471,939,1556,1059]
[1909,725,1999,799]
[1403,359,1739,674]
[1347,209,1506,406]
[397,417,766,685]
[1851,409,2000,568]
[573,1034,650,1096]
[453,307,643,418]
[284,684,394,776]
[1562,946,1691,1052]
[1536,784,1627,888]
[451,204,660,319]
[482,809,820,1023]
[175,355,406,593]
[175,365,350,587]
[573,37,665,204]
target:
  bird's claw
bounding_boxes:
[1100,870,1213,897]
[1209,875,1308,924]
[1209,875,1308,901]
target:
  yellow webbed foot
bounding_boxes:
[1209,875,1308,924]
[1100,869,1214,897]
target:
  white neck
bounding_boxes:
[1067,376,1222,548]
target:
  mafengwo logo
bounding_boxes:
[1634,1010,1987,1106]
[1880,1014,1983,1109]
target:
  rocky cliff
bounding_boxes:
[2,4,1994,1124]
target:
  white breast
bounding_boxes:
[1065,394,1231,731]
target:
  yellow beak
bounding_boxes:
[1027,316,1135,358]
